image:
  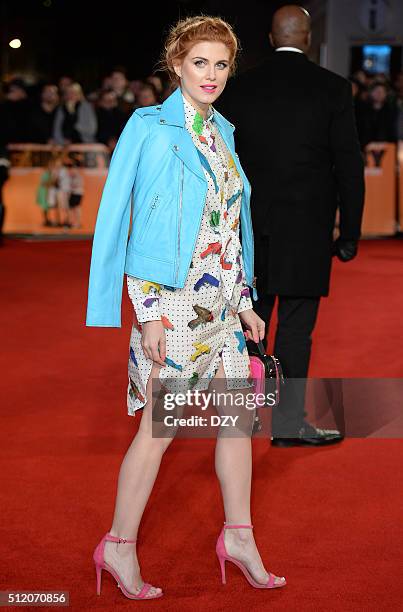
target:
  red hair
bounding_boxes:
[158,15,240,83]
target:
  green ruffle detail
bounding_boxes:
[192,112,204,135]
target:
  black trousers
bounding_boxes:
[252,293,321,436]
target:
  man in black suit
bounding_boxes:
[218,5,365,446]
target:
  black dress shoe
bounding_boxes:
[271,421,344,447]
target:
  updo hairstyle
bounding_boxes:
[158,15,240,84]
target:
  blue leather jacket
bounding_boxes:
[86,86,257,327]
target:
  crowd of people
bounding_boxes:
[0,68,176,152]
[1,65,403,154]
[0,63,402,234]
[0,68,178,232]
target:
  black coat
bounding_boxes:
[217,51,365,297]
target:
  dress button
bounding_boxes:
[160,118,166,123]
[173,145,179,151]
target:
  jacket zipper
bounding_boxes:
[139,193,159,243]
[175,161,184,283]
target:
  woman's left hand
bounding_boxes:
[239,309,265,343]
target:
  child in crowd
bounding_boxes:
[36,156,62,227]
[36,154,84,229]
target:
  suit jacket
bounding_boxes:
[217,51,365,297]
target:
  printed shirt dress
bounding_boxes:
[126,93,254,415]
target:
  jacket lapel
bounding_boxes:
[214,110,251,194]
[159,87,205,181]
[158,87,248,188]
[172,129,206,181]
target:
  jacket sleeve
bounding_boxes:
[85,111,149,327]
[330,80,365,241]
[237,250,253,313]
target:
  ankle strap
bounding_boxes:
[105,533,137,544]
[224,523,253,529]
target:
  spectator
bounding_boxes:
[0,78,32,145]
[52,82,97,145]
[96,89,127,150]
[87,74,114,105]
[58,76,74,99]
[355,81,398,147]
[127,79,143,101]
[109,67,135,114]
[0,144,10,245]
[145,75,163,97]
[393,72,403,140]
[393,72,403,101]
[371,72,388,85]
[135,82,159,108]
[30,83,60,143]
[350,76,364,101]
[350,76,367,143]
[351,70,370,102]
[352,69,368,87]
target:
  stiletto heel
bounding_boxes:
[215,523,286,589]
[219,556,226,584]
[93,532,163,600]
[95,564,102,595]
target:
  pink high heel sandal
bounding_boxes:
[216,523,286,589]
[93,532,163,600]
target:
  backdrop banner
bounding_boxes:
[361,142,397,236]
[3,141,402,237]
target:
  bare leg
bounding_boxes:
[71,206,82,228]
[48,206,60,226]
[213,359,285,586]
[57,191,69,225]
[103,363,174,597]
[76,206,82,228]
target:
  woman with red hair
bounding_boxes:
[87,15,286,599]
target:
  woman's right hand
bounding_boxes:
[141,321,167,366]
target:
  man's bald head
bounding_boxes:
[270,5,311,53]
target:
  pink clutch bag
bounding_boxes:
[246,337,285,435]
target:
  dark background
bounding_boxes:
[0,0,293,90]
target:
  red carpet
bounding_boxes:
[1,237,402,610]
